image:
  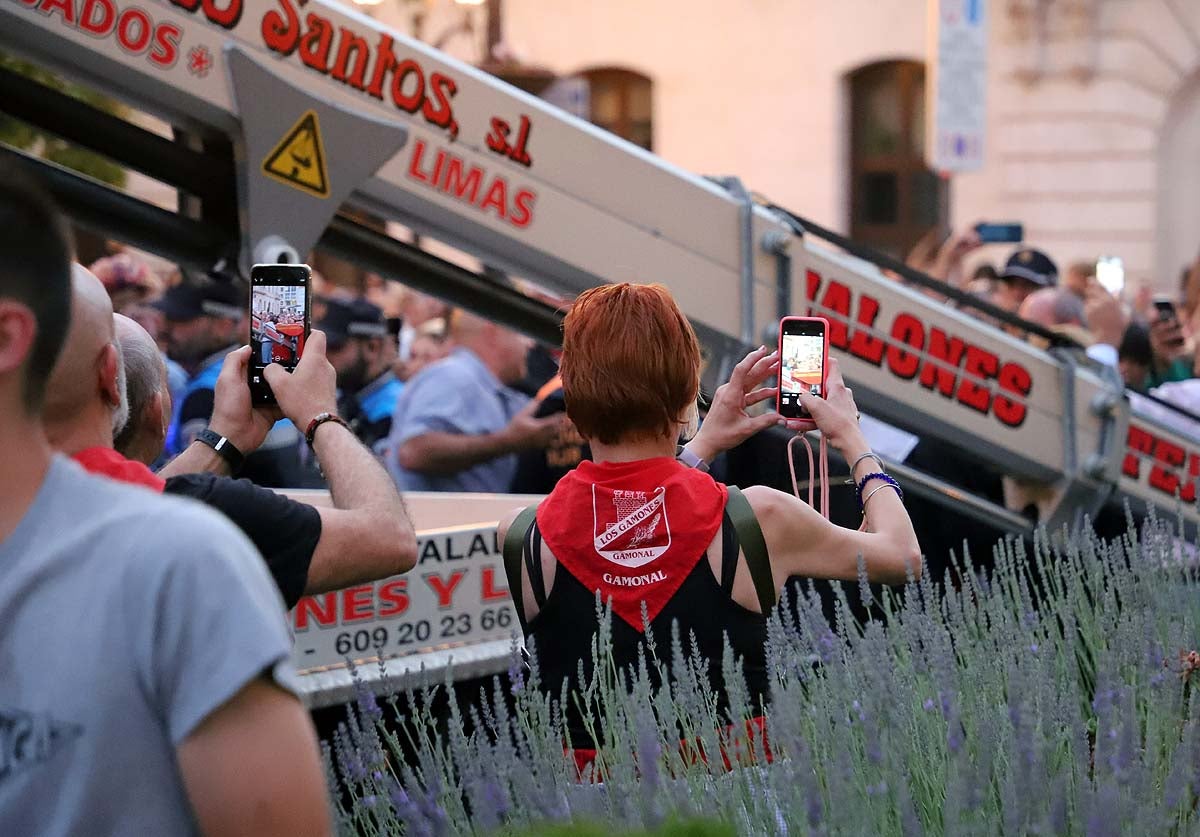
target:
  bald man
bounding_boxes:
[0,178,329,834]
[1017,286,1122,369]
[42,265,129,453]
[385,309,563,491]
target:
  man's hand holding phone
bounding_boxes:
[208,346,283,455]
[262,329,340,431]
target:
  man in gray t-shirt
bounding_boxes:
[0,458,314,835]
[0,170,330,835]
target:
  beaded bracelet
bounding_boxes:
[855,472,902,510]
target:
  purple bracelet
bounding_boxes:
[855,472,902,509]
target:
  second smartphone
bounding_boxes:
[249,263,312,405]
[777,316,829,423]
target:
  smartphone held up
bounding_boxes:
[249,263,312,405]
[777,316,829,427]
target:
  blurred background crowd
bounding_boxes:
[87,226,1200,502]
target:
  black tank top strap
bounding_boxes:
[718,509,740,596]
[523,520,549,608]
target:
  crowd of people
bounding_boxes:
[7,138,1200,829]
[2,158,929,828]
[909,226,1200,416]
[82,235,582,496]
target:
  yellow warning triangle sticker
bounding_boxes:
[261,110,330,199]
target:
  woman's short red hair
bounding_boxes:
[560,283,701,445]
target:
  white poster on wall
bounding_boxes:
[927,0,988,172]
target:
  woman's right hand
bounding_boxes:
[791,357,866,451]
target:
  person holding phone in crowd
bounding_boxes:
[497,283,921,769]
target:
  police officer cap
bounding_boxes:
[1000,248,1058,287]
[317,298,388,346]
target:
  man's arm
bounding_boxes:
[397,397,563,476]
[307,419,418,591]
[263,331,419,589]
[177,677,331,837]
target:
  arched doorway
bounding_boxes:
[847,60,946,258]
[1157,70,1200,291]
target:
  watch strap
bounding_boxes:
[195,428,245,474]
[676,444,710,473]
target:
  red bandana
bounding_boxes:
[536,457,727,631]
[72,447,166,492]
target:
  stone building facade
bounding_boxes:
[370,0,1200,290]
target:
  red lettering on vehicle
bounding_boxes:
[1123,425,1154,479]
[848,294,886,366]
[298,12,334,73]
[887,313,924,380]
[150,22,181,68]
[956,346,997,414]
[407,140,538,228]
[29,0,179,68]
[919,329,966,397]
[994,362,1031,428]
[378,579,410,618]
[294,593,337,631]
[168,0,242,30]
[818,281,852,349]
[341,585,375,624]
[481,567,510,603]
[1149,438,1187,496]
[331,27,370,88]
[260,3,462,140]
[424,570,467,609]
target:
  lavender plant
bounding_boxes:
[327,512,1200,835]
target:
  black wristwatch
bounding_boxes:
[195,428,245,474]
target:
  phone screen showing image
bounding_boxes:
[778,318,827,420]
[249,264,311,405]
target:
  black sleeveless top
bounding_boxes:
[518,508,770,749]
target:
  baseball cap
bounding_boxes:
[317,298,387,346]
[152,278,244,322]
[1000,248,1059,287]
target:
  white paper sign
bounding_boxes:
[927,0,988,172]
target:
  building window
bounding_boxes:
[582,68,653,151]
[849,60,947,258]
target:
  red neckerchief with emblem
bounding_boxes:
[536,456,727,631]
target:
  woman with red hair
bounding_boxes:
[499,283,921,764]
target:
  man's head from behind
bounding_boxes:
[0,168,73,421]
[113,314,171,465]
[449,309,533,385]
[43,265,127,449]
[1018,287,1086,330]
